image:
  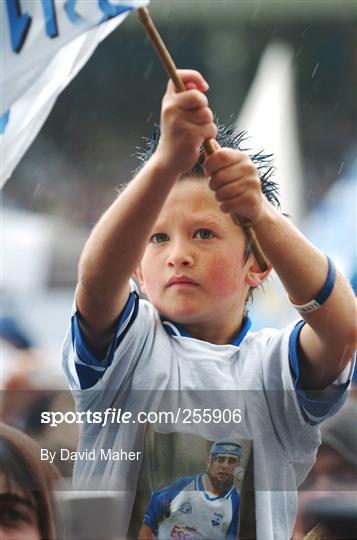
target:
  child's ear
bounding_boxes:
[135,267,146,294]
[244,256,272,287]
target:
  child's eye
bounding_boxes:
[194,229,215,240]
[0,504,34,527]
[150,233,169,244]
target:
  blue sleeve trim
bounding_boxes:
[144,476,194,535]
[143,514,157,536]
[105,291,139,364]
[289,320,305,384]
[289,321,350,425]
[71,291,139,389]
[226,489,240,538]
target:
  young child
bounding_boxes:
[62,70,356,539]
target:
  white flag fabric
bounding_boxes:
[237,42,304,223]
[1,0,149,186]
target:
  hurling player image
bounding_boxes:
[138,441,245,539]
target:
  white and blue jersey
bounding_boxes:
[62,281,355,539]
[144,474,239,539]
[67,285,353,426]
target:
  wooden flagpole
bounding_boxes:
[137,7,268,272]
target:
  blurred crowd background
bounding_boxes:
[1,1,356,538]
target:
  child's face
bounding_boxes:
[137,178,264,338]
[0,475,41,540]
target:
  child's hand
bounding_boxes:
[205,148,266,224]
[156,70,217,176]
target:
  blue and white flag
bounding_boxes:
[1,0,149,186]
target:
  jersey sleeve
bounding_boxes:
[258,322,354,463]
[289,320,355,426]
[143,476,194,535]
[62,280,153,401]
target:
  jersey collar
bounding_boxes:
[197,473,234,500]
[160,316,252,347]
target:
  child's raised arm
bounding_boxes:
[205,148,356,390]
[76,70,217,357]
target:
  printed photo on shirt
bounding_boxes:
[128,430,255,539]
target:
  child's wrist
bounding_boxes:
[253,197,277,229]
[147,150,181,182]
[150,144,181,178]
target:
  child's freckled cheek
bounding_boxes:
[206,257,238,296]
[144,272,160,294]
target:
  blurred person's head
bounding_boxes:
[0,423,60,540]
[293,399,357,539]
[303,498,357,539]
[304,399,357,492]
[303,523,329,540]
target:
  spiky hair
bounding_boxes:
[134,121,280,209]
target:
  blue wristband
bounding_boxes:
[290,256,336,314]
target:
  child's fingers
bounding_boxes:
[219,192,260,215]
[214,177,254,202]
[201,122,218,142]
[173,89,209,111]
[180,120,216,144]
[162,113,216,142]
[180,106,214,126]
[168,69,209,93]
[209,161,258,192]
[162,89,208,118]
[212,174,263,221]
[205,148,247,177]
[209,168,244,191]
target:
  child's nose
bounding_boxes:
[166,241,194,268]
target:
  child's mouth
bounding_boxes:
[167,276,199,287]
[170,282,198,289]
